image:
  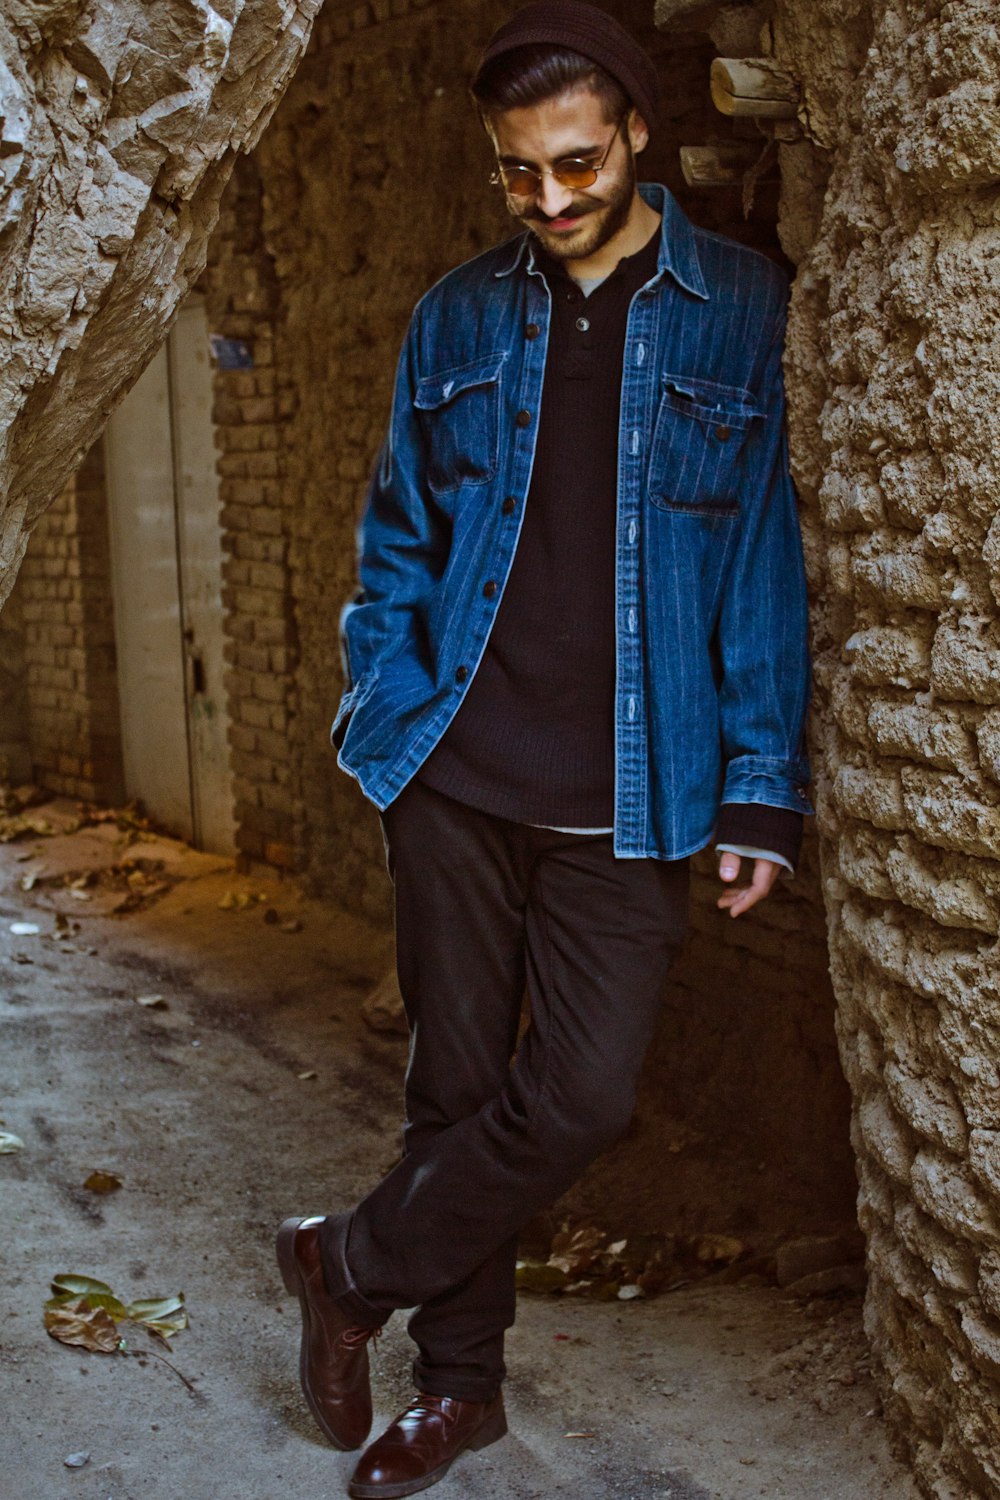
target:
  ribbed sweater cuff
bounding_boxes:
[714,803,803,872]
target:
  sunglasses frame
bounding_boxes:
[489,116,624,198]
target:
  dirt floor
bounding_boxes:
[0,795,921,1500]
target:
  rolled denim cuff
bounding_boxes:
[721,753,812,816]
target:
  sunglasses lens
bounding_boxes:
[553,162,598,188]
[502,167,540,195]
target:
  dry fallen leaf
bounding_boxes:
[547,1224,607,1277]
[298,1070,317,1081]
[126,1293,187,1341]
[44,1276,188,1351]
[44,1297,122,1353]
[48,1275,128,1318]
[693,1233,745,1266]
[83,1170,123,1194]
[0,1131,25,1153]
[218,890,255,911]
[63,1452,90,1469]
[515,1259,569,1293]
[135,994,168,1009]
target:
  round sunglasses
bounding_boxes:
[490,118,623,198]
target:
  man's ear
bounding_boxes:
[627,107,650,156]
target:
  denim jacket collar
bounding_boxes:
[493,182,709,301]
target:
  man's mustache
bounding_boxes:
[522,205,592,225]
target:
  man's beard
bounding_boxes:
[512,150,637,263]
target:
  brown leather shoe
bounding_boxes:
[276,1215,381,1450]
[347,1392,507,1498]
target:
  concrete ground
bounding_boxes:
[1,798,920,1500]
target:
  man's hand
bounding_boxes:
[716,853,781,918]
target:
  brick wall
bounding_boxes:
[205,156,301,872]
[0,584,31,784]
[11,445,124,803]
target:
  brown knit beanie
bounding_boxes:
[473,2,659,129]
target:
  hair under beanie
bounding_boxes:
[473,1,660,128]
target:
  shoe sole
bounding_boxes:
[347,1406,508,1499]
[276,1216,369,1452]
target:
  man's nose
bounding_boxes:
[535,173,574,218]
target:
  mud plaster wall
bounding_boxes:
[207,0,855,1241]
[775,1,1000,1493]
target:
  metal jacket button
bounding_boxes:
[455,665,468,683]
[502,496,516,515]
[483,580,497,599]
[714,424,731,441]
[516,409,531,427]
[525,322,540,339]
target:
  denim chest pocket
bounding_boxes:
[414,353,506,495]
[647,374,763,516]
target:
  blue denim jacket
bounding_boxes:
[333,183,812,859]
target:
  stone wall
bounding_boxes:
[0,0,323,611]
[775,1,1000,1492]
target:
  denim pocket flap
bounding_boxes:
[414,353,507,411]
[414,353,506,493]
[660,374,762,430]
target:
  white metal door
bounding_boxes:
[104,296,236,854]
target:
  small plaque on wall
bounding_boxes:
[209,335,254,370]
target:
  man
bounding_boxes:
[277,5,811,1497]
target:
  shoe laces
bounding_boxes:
[340,1324,382,1350]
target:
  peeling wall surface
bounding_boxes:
[0,0,322,609]
[775,1,1000,1493]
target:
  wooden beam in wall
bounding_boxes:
[710,57,800,119]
